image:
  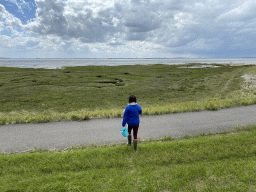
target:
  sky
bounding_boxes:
[0,0,255,58]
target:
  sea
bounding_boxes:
[0,58,256,69]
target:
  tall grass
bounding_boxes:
[0,64,256,125]
[1,88,256,125]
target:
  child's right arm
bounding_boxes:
[122,107,128,127]
[138,105,142,115]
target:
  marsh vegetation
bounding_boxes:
[0,63,256,124]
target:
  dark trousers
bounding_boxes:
[128,124,139,140]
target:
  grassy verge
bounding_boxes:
[0,124,256,191]
[1,63,256,125]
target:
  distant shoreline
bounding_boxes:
[0,58,255,70]
[1,57,256,59]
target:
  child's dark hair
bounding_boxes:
[129,95,136,103]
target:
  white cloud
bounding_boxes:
[0,34,12,48]
[217,0,256,21]
[0,4,5,20]
[25,0,166,44]
[5,15,22,28]
[24,0,119,43]
[7,0,33,14]
[0,3,22,36]
[1,0,256,58]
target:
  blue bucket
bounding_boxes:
[120,127,128,137]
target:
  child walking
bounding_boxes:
[122,95,142,151]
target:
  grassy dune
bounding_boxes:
[1,63,256,125]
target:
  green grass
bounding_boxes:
[1,124,256,191]
[1,63,256,191]
[1,63,256,125]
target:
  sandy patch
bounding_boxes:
[241,74,256,89]
[179,65,220,68]
[226,62,247,66]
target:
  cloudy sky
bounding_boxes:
[0,0,255,58]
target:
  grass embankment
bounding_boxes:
[1,63,256,191]
[1,63,256,125]
[0,124,256,191]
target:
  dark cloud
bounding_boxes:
[25,0,164,43]
[25,0,118,43]
[131,0,141,5]
[163,0,186,11]
[114,2,123,12]
[123,5,162,42]
[30,0,68,36]
[126,32,147,41]
[108,41,124,47]
[124,12,162,33]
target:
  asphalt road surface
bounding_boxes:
[1,104,256,153]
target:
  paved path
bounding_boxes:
[1,104,256,153]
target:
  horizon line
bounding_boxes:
[1,57,256,59]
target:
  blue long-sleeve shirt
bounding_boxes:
[122,103,142,127]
